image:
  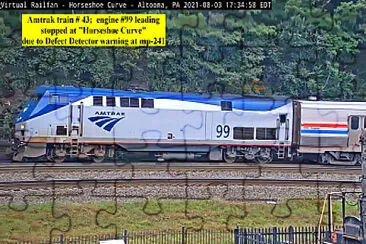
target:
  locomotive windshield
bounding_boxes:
[49,94,69,104]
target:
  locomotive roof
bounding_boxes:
[29,85,293,112]
[35,85,290,102]
[17,85,292,123]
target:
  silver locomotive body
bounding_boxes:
[13,86,293,163]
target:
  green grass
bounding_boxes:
[0,199,361,242]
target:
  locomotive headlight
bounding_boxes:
[20,123,25,130]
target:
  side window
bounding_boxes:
[130,98,139,108]
[141,99,154,108]
[221,101,232,111]
[120,97,129,107]
[93,96,103,106]
[119,97,141,108]
[280,114,287,123]
[351,116,359,130]
[106,97,115,107]
[56,126,67,135]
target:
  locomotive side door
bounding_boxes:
[69,102,83,137]
[347,115,364,148]
[277,114,288,159]
[205,112,213,140]
[278,114,288,141]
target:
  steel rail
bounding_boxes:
[0,178,361,188]
[0,162,361,171]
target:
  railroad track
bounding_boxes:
[0,161,361,175]
[0,178,360,204]
[0,178,361,188]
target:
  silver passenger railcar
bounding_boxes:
[293,100,366,165]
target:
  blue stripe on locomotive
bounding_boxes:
[17,85,291,122]
[301,129,348,135]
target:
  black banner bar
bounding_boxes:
[0,0,272,10]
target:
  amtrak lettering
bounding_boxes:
[88,111,125,132]
[94,111,125,117]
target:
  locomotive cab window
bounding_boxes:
[141,99,154,108]
[49,95,58,104]
[221,101,232,111]
[106,97,116,107]
[351,116,359,130]
[93,96,103,106]
[59,96,69,104]
[50,95,69,104]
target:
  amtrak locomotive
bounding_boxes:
[11,85,366,165]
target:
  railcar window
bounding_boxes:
[256,128,277,140]
[106,97,116,107]
[234,127,254,140]
[93,96,103,106]
[141,99,154,108]
[351,116,359,130]
[221,101,232,111]
[130,98,139,107]
[120,97,129,107]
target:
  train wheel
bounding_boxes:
[255,148,273,164]
[48,146,66,163]
[256,156,272,164]
[53,155,66,163]
[92,156,105,163]
[223,151,237,163]
[92,145,106,163]
[318,153,332,164]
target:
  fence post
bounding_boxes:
[244,228,247,244]
[289,226,294,244]
[273,227,277,244]
[181,226,185,244]
[124,229,127,244]
[234,226,239,244]
[60,234,64,244]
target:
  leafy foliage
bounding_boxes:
[0,2,365,111]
